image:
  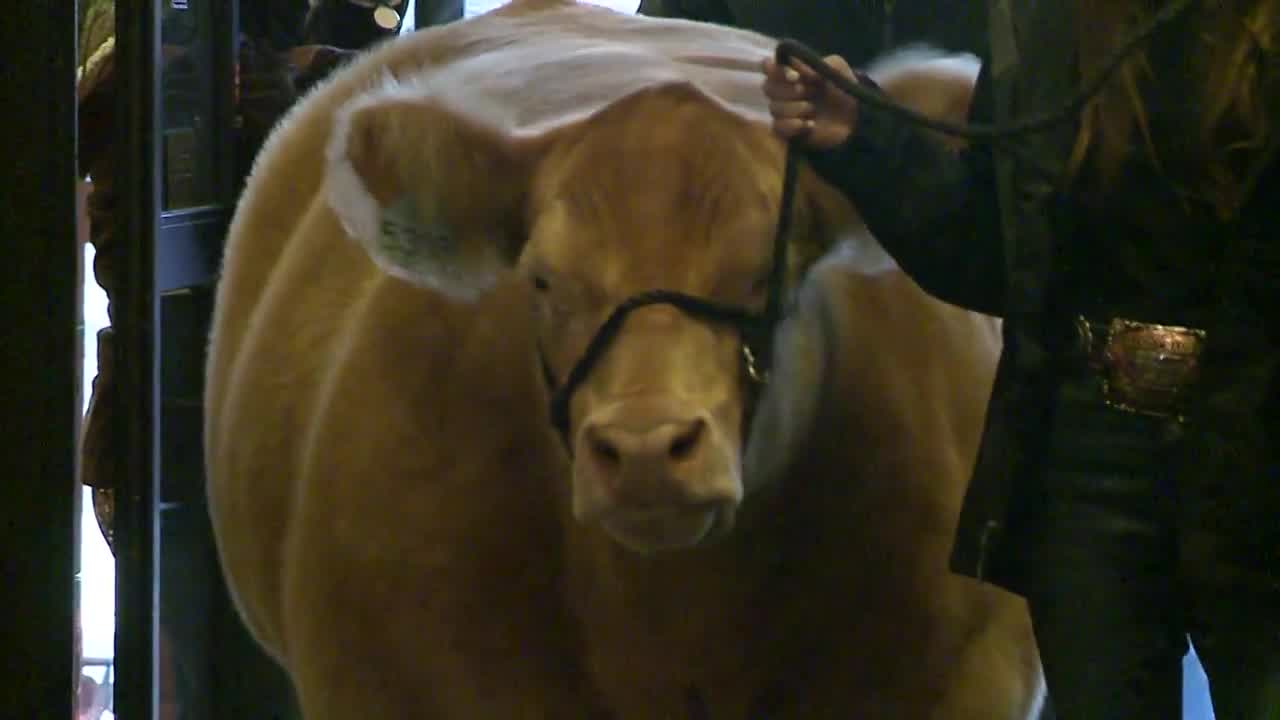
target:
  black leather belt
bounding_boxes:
[1072,315,1208,420]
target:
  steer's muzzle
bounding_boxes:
[572,399,742,553]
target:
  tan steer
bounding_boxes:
[205,1,1044,717]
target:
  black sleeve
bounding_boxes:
[636,0,736,24]
[415,0,464,28]
[806,61,1008,317]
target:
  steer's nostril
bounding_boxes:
[668,419,706,461]
[581,417,708,469]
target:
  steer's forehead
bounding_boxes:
[529,94,784,286]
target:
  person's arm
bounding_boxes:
[806,62,1007,317]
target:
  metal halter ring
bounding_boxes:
[742,344,769,384]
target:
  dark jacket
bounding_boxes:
[650,0,1280,595]
[811,0,1278,594]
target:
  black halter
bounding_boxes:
[538,144,801,451]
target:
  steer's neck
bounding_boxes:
[556,461,854,712]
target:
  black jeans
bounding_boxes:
[1022,374,1280,719]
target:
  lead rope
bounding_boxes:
[753,141,800,380]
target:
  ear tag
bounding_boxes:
[376,194,454,275]
[371,194,503,300]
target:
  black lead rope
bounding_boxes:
[544,147,801,449]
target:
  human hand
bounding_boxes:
[761,53,858,150]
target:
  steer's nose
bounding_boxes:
[581,417,710,504]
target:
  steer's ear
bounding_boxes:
[324,90,554,301]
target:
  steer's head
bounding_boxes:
[513,88,841,553]
[328,79,850,552]
[325,58,959,551]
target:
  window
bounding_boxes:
[81,227,116,720]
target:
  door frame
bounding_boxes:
[112,0,163,717]
[0,2,82,717]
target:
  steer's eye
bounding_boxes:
[532,275,551,292]
[750,271,772,297]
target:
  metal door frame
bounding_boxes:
[0,2,81,716]
[114,0,163,715]
[113,1,244,717]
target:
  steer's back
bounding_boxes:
[203,65,375,660]
[205,2,784,660]
[207,160,575,713]
[203,25,464,659]
[205,0,664,670]
[205,5,1041,718]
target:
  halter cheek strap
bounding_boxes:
[537,144,801,452]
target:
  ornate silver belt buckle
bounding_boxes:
[1099,318,1207,419]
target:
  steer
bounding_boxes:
[205,1,1045,717]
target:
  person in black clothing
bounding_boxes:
[763,1,1280,718]
[638,0,986,67]
[301,0,464,50]
[303,0,408,49]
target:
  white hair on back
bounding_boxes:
[864,43,981,87]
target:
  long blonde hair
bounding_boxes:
[1067,0,1280,218]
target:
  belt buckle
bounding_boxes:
[1098,318,1207,419]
